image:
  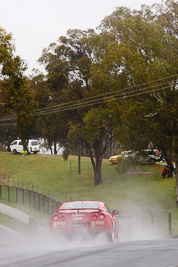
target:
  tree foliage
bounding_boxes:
[0,27,36,148]
[1,1,177,197]
[31,0,178,190]
[99,1,178,158]
[97,0,178,202]
[35,29,114,184]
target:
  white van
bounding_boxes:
[10,139,40,154]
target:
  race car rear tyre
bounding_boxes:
[107,227,115,243]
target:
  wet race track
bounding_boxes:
[0,226,178,267]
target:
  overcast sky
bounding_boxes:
[0,0,163,75]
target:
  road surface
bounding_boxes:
[0,226,178,267]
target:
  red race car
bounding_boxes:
[49,201,119,242]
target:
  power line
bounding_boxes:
[0,81,174,121]
[0,84,170,121]
[30,74,177,114]
[0,74,177,122]
[30,85,171,116]
[31,81,170,116]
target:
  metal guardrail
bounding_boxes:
[0,203,48,231]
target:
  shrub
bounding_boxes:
[117,157,137,174]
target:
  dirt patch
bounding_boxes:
[127,171,154,175]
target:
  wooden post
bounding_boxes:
[148,211,154,231]
[38,193,40,211]
[16,187,18,203]
[168,212,172,236]
[22,189,24,205]
[52,194,54,213]
[43,196,45,213]
[7,186,10,201]
[29,190,31,206]
[0,185,2,199]
[34,192,35,208]
[47,197,49,215]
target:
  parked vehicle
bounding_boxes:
[124,149,161,164]
[10,139,40,154]
[49,201,119,242]
[109,150,133,164]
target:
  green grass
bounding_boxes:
[0,213,31,235]
[0,152,177,234]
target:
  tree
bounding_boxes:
[32,0,177,196]
[68,107,113,185]
[36,29,114,185]
[0,27,36,148]
[98,0,178,203]
[0,123,18,151]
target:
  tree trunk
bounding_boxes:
[110,132,114,157]
[94,158,102,185]
[87,140,103,186]
[93,140,103,185]
[54,141,57,155]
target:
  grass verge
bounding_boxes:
[0,152,177,234]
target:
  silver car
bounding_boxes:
[124,149,161,164]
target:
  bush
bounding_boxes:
[0,144,7,152]
[117,157,137,174]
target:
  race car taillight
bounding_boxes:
[92,215,97,220]
[99,214,105,219]
[60,216,65,221]
[53,215,59,220]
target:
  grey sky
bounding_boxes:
[0,0,163,74]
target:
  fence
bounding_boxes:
[0,173,62,215]
[142,209,174,237]
[0,173,177,236]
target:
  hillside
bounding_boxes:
[0,152,177,234]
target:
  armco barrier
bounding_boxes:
[0,203,48,232]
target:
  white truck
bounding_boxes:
[10,139,40,154]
